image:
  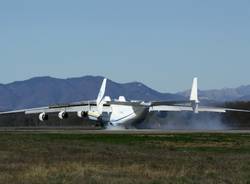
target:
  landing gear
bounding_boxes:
[99,121,109,129]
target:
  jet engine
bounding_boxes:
[39,112,48,121]
[58,111,68,120]
[87,111,101,121]
[77,111,88,118]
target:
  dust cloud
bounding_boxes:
[135,112,228,130]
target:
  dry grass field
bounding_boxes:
[0,132,250,184]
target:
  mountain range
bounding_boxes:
[0,76,250,110]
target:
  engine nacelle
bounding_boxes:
[39,112,48,122]
[87,111,101,121]
[77,111,88,118]
[58,111,68,120]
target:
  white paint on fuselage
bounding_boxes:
[109,104,137,126]
[108,104,148,126]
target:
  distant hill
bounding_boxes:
[0,76,184,110]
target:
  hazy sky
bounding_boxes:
[0,0,249,92]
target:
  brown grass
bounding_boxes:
[0,133,250,184]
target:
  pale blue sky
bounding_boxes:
[0,0,249,92]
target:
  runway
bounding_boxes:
[1,127,250,134]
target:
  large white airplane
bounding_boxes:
[0,78,249,128]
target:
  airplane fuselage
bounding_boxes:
[107,104,148,127]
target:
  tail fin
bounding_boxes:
[190,77,199,113]
[190,77,199,103]
[96,78,107,106]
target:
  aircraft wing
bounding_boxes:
[0,108,32,115]
[0,102,112,123]
[25,103,98,114]
[0,102,111,115]
[149,105,250,113]
[150,101,192,106]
